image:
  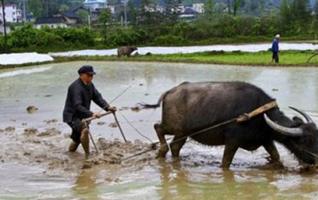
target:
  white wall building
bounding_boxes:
[108,5,115,14]
[34,17,68,29]
[84,0,107,11]
[192,3,204,14]
[0,4,22,23]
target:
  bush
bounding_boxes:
[52,27,95,47]
[34,29,63,47]
[211,15,237,37]
[172,22,193,39]
[8,25,38,48]
[153,35,184,45]
[106,28,144,46]
[6,25,96,51]
[3,11,318,52]
[0,36,5,52]
[235,16,257,36]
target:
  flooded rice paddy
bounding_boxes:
[1,61,318,199]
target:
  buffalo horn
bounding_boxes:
[264,114,303,137]
[289,106,314,124]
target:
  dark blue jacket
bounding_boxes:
[63,79,109,123]
[272,39,279,53]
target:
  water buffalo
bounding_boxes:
[142,81,318,168]
[117,46,138,57]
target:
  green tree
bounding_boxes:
[77,10,90,24]
[128,0,137,25]
[165,0,181,24]
[204,0,214,19]
[233,0,244,16]
[59,4,69,13]
[290,0,311,23]
[280,0,292,32]
[259,0,265,15]
[226,0,231,14]
[98,9,112,43]
[41,0,49,16]
[311,0,318,34]
[315,0,318,18]
[28,0,43,17]
[139,0,153,25]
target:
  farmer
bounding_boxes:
[63,65,117,158]
[271,34,280,64]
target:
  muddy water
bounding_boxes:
[1,61,318,199]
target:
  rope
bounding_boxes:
[119,112,154,143]
[121,148,157,161]
[121,137,174,162]
[121,119,237,161]
[121,101,278,161]
[109,85,132,104]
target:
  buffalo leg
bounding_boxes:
[263,142,281,163]
[221,144,238,169]
[170,136,187,158]
[154,123,169,158]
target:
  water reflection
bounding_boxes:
[73,169,99,200]
[2,62,318,199]
[156,159,282,200]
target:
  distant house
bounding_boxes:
[192,3,204,14]
[178,5,186,13]
[107,5,115,14]
[63,11,81,25]
[155,5,165,13]
[34,16,68,29]
[0,4,22,23]
[84,0,107,11]
[179,7,199,20]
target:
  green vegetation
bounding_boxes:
[1,0,318,53]
[2,51,318,69]
[147,51,318,66]
[1,25,96,53]
[52,51,318,67]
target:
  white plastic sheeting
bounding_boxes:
[0,53,54,65]
[50,43,318,57]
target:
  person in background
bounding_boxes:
[271,34,280,64]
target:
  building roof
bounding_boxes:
[35,16,66,25]
[0,3,18,8]
[63,11,81,19]
[183,7,199,15]
[84,0,107,4]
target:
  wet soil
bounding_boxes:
[0,125,157,178]
[2,61,318,199]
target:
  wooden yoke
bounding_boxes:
[236,101,278,123]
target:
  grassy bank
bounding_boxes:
[52,51,318,67]
[2,51,318,69]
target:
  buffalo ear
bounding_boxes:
[292,116,304,127]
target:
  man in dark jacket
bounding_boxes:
[63,65,116,158]
[271,34,280,64]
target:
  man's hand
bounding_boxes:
[93,112,101,118]
[108,106,117,113]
